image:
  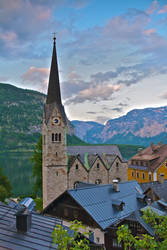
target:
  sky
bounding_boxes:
[0,0,167,124]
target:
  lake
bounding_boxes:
[0,152,34,197]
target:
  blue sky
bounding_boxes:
[0,0,167,123]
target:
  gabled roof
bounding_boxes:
[140,180,167,202]
[44,181,147,231]
[67,145,123,170]
[130,143,167,171]
[0,202,63,249]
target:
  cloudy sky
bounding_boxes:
[1,0,167,123]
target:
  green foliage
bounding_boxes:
[52,220,90,250]
[31,136,42,196]
[117,208,167,250]
[0,167,12,201]
[34,197,43,212]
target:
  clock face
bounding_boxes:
[52,117,60,125]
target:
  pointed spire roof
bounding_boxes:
[46,36,62,105]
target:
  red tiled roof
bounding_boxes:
[130,144,167,171]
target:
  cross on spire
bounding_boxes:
[53,32,56,44]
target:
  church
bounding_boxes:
[42,37,127,208]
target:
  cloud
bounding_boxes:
[160,92,167,99]
[143,28,156,36]
[65,83,121,105]
[95,116,110,124]
[158,5,167,14]
[146,1,159,15]
[21,66,49,92]
[86,111,97,114]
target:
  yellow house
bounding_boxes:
[128,143,167,183]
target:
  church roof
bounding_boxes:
[46,37,62,105]
[44,37,67,125]
[67,145,123,170]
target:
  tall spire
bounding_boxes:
[46,35,62,105]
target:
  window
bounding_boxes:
[43,135,46,145]
[137,172,139,178]
[64,208,68,217]
[73,181,79,189]
[97,163,100,170]
[112,238,122,248]
[73,210,79,219]
[96,237,100,243]
[52,133,61,142]
[56,171,58,176]
[149,173,152,181]
[116,162,119,171]
[165,162,167,167]
[95,179,101,184]
[75,164,79,170]
[132,171,134,177]
[142,172,145,180]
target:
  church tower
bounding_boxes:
[42,36,68,208]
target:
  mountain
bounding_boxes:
[71,106,167,146]
[0,83,83,151]
[1,82,167,149]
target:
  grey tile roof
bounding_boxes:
[67,181,146,230]
[140,180,167,202]
[67,145,122,160]
[67,145,123,169]
[0,202,63,250]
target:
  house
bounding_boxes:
[140,179,167,202]
[128,143,167,183]
[42,180,166,250]
[42,35,127,208]
[0,199,100,250]
[0,200,62,249]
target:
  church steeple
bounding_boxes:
[46,35,62,105]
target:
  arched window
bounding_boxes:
[73,181,80,189]
[95,179,102,185]
[116,162,119,171]
[75,164,79,170]
[52,133,54,142]
[55,133,58,141]
[97,163,100,170]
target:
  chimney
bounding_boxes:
[113,179,120,192]
[159,174,164,184]
[16,208,32,233]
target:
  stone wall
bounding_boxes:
[89,157,108,184]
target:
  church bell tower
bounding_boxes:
[42,36,67,208]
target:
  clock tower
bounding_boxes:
[42,36,68,208]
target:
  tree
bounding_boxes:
[31,136,42,196]
[52,220,90,250]
[117,208,167,250]
[0,167,12,201]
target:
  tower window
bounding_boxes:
[52,133,61,142]
[43,135,46,145]
[52,133,54,142]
